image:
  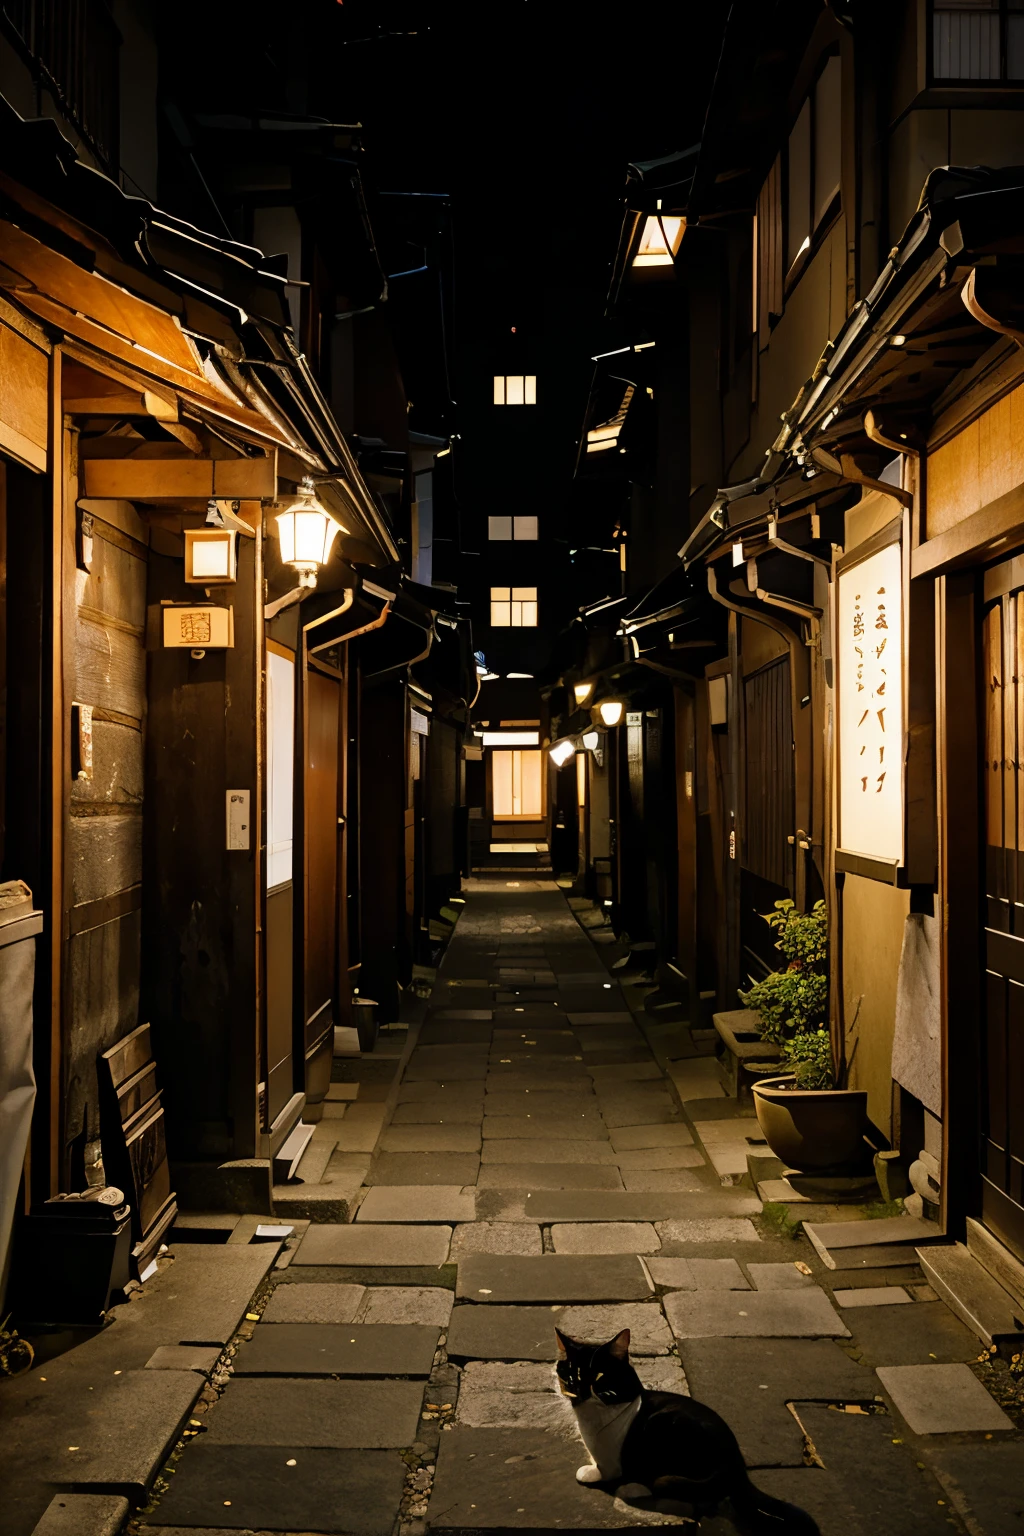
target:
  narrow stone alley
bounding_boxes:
[130,884,1023,1536]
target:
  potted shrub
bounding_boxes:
[739,900,868,1171]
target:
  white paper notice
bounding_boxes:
[837,540,903,865]
[226,789,251,851]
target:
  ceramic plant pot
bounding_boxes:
[751,1074,869,1171]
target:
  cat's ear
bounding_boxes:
[607,1329,631,1360]
[554,1328,573,1356]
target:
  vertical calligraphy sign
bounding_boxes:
[837,538,904,867]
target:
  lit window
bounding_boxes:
[632,214,684,267]
[494,375,537,405]
[488,516,539,540]
[587,385,634,454]
[490,586,538,627]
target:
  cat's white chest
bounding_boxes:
[574,1396,641,1479]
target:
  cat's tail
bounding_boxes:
[730,1466,822,1535]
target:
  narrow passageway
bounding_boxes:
[137,883,1007,1536]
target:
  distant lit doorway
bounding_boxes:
[492,749,543,820]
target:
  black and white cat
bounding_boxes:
[555,1327,821,1534]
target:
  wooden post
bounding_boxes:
[47,347,64,1193]
[936,571,981,1239]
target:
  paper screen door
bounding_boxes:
[492,749,543,819]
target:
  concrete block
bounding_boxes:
[293,1223,451,1267]
[550,1222,661,1255]
[665,1288,849,1339]
[30,1495,129,1536]
[355,1186,476,1224]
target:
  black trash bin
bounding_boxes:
[10,1186,132,1327]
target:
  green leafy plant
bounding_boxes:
[782,1028,835,1090]
[738,899,828,1045]
[738,899,835,1088]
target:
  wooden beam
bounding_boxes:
[64,391,179,422]
[82,453,277,502]
[911,479,1024,579]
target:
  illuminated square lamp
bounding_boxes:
[185,527,237,584]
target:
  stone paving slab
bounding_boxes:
[476,1191,759,1222]
[391,1102,485,1124]
[550,1222,661,1255]
[202,1378,425,1446]
[665,1289,849,1339]
[648,1258,750,1290]
[657,1217,761,1247]
[419,1023,495,1046]
[587,1061,663,1083]
[609,1124,695,1150]
[456,1253,653,1303]
[430,1009,494,1021]
[492,1028,577,1045]
[483,1092,600,1115]
[481,1139,616,1164]
[614,1147,705,1170]
[876,1362,1014,1434]
[446,1305,568,1362]
[677,1338,878,1469]
[481,1116,607,1140]
[566,1012,634,1025]
[143,1345,221,1373]
[751,1407,957,1536]
[620,1170,704,1191]
[485,1073,594,1094]
[476,1164,626,1191]
[379,1125,482,1152]
[398,1081,487,1104]
[747,1263,817,1290]
[366,1152,481,1185]
[834,1286,912,1307]
[450,1222,544,1257]
[920,1442,1024,1535]
[598,1098,682,1129]
[841,1300,981,1366]
[585,1048,659,1068]
[261,1283,367,1323]
[426,1427,682,1530]
[355,1187,476,1224]
[294,1223,451,1267]
[233,1323,440,1376]
[145,1443,406,1533]
[32,1494,130,1536]
[455,1361,574,1431]
[558,1302,674,1355]
[405,1060,489,1081]
[357,1287,454,1326]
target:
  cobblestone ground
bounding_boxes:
[140,881,1024,1536]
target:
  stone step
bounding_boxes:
[804,1214,943,1269]
[917,1241,1024,1348]
[292,1135,337,1185]
[272,1171,364,1224]
[966,1215,1024,1312]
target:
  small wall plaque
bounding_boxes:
[226,790,251,850]
[162,606,234,648]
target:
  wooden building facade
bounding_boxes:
[0,88,470,1285]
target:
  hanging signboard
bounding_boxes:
[836,524,904,881]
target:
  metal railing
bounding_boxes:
[2,0,121,173]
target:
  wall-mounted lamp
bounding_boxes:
[549,738,576,767]
[582,730,599,751]
[574,682,594,705]
[275,478,344,589]
[185,526,237,584]
[598,700,624,727]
